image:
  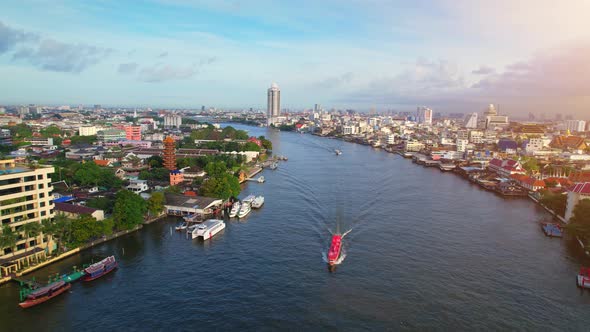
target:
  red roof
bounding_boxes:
[490,158,502,167]
[569,182,590,195]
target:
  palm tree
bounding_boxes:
[1,225,18,257]
[21,222,42,249]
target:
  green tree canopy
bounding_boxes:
[146,192,166,215]
[200,173,240,199]
[113,190,147,230]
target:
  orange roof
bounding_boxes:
[550,135,587,150]
[94,160,111,167]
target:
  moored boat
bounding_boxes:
[229,201,241,218]
[270,162,278,170]
[257,176,265,183]
[19,281,71,308]
[191,219,225,240]
[327,234,343,267]
[578,267,590,289]
[242,194,256,204]
[175,222,188,231]
[238,202,251,218]
[335,149,342,155]
[252,196,264,209]
[82,256,118,282]
[541,222,563,237]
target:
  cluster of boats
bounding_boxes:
[229,194,265,218]
[18,256,117,309]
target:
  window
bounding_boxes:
[38,184,44,189]
[16,243,25,250]
[40,202,46,207]
[29,240,36,247]
[37,175,43,180]
[39,193,45,198]
[41,211,46,216]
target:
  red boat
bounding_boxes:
[19,281,71,309]
[82,256,118,282]
[327,234,343,266]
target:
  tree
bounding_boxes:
[205,161,228,177]
[571,200,590,226]
[21,222,42,248]
[147,155,164,168]
[242,142,261,152]
[200,173,241,199]
[0,225,18,256]
[539,191,567,217]
[40,125,62,138]
[70,135,97,145]
[146,192,166,216]
[70,215,100,246]
[259,136,272,150]
[113,190,147,230]
[86,197,114,214]
[9,124,33,139]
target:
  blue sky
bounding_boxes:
[1,0,590,117]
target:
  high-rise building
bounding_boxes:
[464,113,478,128]
[565,120,587,133]
[416,106,433,125]
[0,159,55,272]
[267,83,280,126]
[164,114,182,128]
[124,126,142,140]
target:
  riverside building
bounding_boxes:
[0,159,55,276]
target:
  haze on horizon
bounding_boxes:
[0,0,589,118]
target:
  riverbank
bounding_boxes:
[0,213,167,285]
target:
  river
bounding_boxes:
[1,124,589,331]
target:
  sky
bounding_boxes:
[1,0,590,117]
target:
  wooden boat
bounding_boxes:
[19,281,71,308]
[82,256,118,282]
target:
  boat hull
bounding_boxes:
[327,235,343,266]
[19,283,71,309]
[82,262,118,282]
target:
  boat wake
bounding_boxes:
[322,249,347,265]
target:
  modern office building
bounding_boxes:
[0,159,55,275]
[416,107,433,125]
[267,82,281,126]
[464,113,478,128]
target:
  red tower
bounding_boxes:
[163,136,176,171]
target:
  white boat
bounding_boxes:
[270,162,278,170]
[237,202,251,218]
[335,149,342,155]
[252,196,264,209]
[229,201,241,218]
[175,222,187,231]
[257,176,265,183]
[191,219,225,240]
[242,194,256,204]
[186,224,199,234]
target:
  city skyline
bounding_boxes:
[1,1,590,117]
